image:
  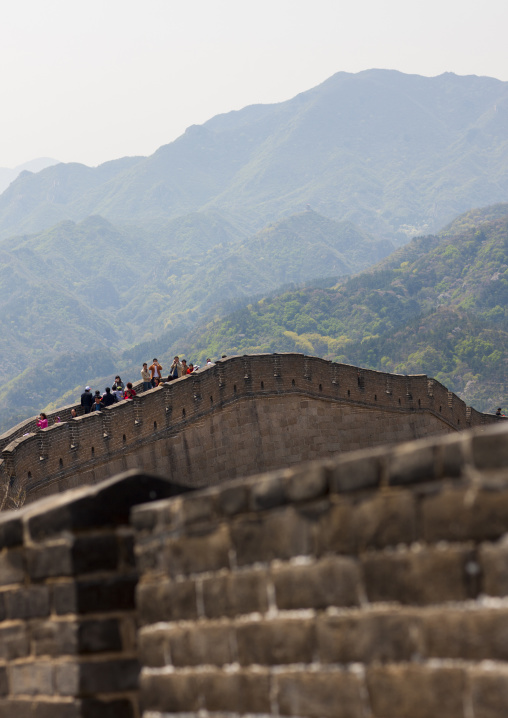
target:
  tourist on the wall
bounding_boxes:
[187,363,195,374]
[168,356,183,380]
[91,395,104,412]
[37,412,48,428]
[180,359,188,375]
[71,408,78,418]
[141,363,152,391]
[80,386,94,414]
[112,376,124,392]
[149,358,163,387]
[124,382,137,399]
[101,387,117,407]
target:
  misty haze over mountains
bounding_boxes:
[0,157,59,194]
[1,69,508,243]
[0,68,507,431]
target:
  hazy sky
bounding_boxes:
[1,0,507,168]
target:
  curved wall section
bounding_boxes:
[0,354,499,510]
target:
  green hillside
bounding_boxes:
[172,208,508,413]
[0,210,390,431]
[1,70,508,241]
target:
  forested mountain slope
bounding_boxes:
[0,211,390,431]
[176,207,508,412]
[1,70,508,241]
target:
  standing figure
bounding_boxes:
[81,386,94,414]
[141,363,152,391]
[149,359,163,387]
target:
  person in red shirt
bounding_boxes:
[125,382,137,399]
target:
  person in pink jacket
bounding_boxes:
[37,413,48,429]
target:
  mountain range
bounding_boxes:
[1,69,508,431]
[176,205,508,413]
[1,70,508,243]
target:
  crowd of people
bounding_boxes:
[77,356,216,415]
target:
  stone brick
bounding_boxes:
[201,669,271,713]
[202,568,269,618]
[249,473,286,510]
[423,488,508,543]
[317,609,422,664]
[0,514,23,548]
[162,524,231,577]
[272,556,360,610]
[388,444,436,486]
[351,491,417,550]
[31,620,77,656]
[366,664,465,718]
[53,575,137,615]
[231,506,312,566]
[422,608,508,661]
[5,586,50,619]
[236,617,315,666]
[165,623,236,667]
[479,541,508,596]
[140,671,201,713]
[0,669,6,697]
[79,698,135,718]
[362,546,477,605]
[329,453,382,493]
[0,547,25,586]
[0,624,30,660]
[314,499,353,555]
[471,425,508,470]
[136,578,197,625]
[217,483,249,515]
[470,668,508,718]
[55,658,139,696]
[10,662,53,695]
[0,700,33,718]
[277,669,365,718]
[27,542,73,580]
[77,619,123,654]
[284,462,329,502]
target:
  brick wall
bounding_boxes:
[0,470,190,718]
[133,421,508,718]
[0,355,501,511]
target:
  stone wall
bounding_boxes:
[134,421,508,718]
[0,355,499,511]
[0,471,190,718]
[0,422,508,716]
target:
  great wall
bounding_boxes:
[0,353,507,717]
[0,354,498,511]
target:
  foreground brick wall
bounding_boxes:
[0,354,499,510]
[133,422,508,718]
[0,472,189,718]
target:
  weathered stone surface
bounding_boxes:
[479,540,508,597]
[236,618,315,665]
[231,506,312,565]
[317,609,422,664]
[366,664,465,718]
[470,668,508,718]
[351,490,417,550]
[277,669,365,718]
[362,546,477,605]
[200,669,271,713]
[162,524,231,577]
[272,556,360,610]
[423,488,508,543]
[137,578,198,625]
[202,568,269,618]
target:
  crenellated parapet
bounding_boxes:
[0,354,501,510]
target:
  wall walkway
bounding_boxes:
[0,354,500,511]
